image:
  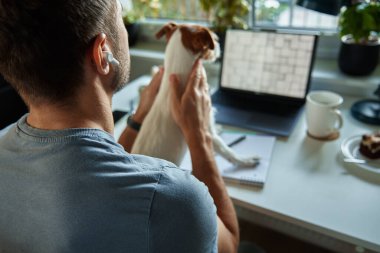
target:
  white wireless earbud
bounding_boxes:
[105,51,120,67]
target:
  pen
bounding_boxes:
[227,135,246,147]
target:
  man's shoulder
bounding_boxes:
[127,154,196,188]
[129,154,178,171]
[0,123,16,139]
[0,123,19,153]
[129,154,215,217]
[148,162,218,253]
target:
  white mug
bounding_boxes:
[306,91,344,138]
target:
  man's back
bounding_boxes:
[0,116,217,253]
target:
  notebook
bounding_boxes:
[212,29,318,137]
[180,132,276,187]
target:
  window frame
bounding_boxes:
[132,0,340,34]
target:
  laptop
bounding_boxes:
[212,29,318,137]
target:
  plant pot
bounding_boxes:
[125,23,140,47]
[338,36,380,76]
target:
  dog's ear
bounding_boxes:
[180,26,215,55]
[194,27,216,51]
[156,22,178,41]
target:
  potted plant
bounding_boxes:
[122,0,162,47]
[199,0,251,48]
[338,0,380,76]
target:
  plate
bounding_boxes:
[341,135,380,173]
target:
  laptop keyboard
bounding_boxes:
[211,91,305,136]
[212,91,300,116]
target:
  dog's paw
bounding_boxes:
[229,155,260,167]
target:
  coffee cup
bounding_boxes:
[306,91,343,139]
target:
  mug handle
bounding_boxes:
[331,109,343,130]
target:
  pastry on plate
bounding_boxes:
[359,132,380,159]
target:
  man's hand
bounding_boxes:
[169,60,211,144]
[133,67,164,123]
[170,60,240,253]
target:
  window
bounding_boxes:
[121,0,208,21]
[254,0,338,30]
[122,0,339,31]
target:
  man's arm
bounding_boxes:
[170,60,239,253]
[118,68,163,152]
[187,135,240,253]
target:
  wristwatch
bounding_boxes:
[127,114,142,132]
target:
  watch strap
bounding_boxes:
[127,114,142,132]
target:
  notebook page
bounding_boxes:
[180,132,276,187]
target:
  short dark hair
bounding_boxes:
[0,0,118,105]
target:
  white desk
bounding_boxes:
[113,76,380,253]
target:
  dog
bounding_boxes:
[132,23,259,167]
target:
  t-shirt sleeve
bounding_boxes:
[149,167,218,253]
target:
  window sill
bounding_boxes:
[311,59,380,97]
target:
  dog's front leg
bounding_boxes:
[209,109,260,167]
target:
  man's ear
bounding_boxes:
[91,33,110,75]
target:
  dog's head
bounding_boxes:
[156,22,220,61]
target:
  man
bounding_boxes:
[0,0,239,252]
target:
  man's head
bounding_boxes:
[0,0,129,106]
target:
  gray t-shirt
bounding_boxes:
[0,115,217,253]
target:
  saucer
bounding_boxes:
[341,135,380,173]
[307,131,340,141]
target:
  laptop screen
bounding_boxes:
[221,30,317,99]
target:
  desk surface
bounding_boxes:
[227,98,380,252]
[113,76,380,253]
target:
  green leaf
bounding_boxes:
[199,0,249,29]
[199,0,211,12]
[338,1,380,43]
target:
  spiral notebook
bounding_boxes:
[180,132,276,187]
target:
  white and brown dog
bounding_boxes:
[132,23,259,167]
